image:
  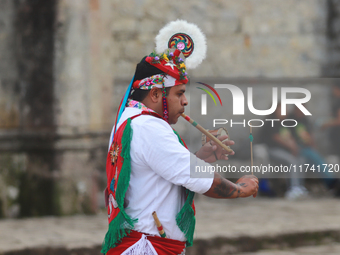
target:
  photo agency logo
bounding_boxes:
[195,83,312,128]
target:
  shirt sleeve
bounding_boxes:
[131,116,214,194]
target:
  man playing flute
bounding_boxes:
[102,20,258,255]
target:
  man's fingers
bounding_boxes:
[243,175,258,182]
[209,139,235,155]
[226,151,235,156]
[253,190,258,198]
[253,187,258,197]
[252,177,259,185]
[218,135,228,141]
[211,139,234,147]
[222,155,229,160]
[252,180,258,197]
[223,140,234,146]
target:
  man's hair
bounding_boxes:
[129,57,166,102]
[130,89,150,102]
[132,57,165,84]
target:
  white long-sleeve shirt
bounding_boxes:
[109,107,213,241]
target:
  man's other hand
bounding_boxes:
[236,175,259,198]
[195,135,235,163]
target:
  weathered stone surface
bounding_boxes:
[0,0,58,218]
[0,0,19,129]
[110,0,327,79]
[1,198,340,254]
[323,0,340,76]
[238,243,340,255]
[0,0,115,217]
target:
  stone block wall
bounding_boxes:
[110,0,327,79]
[0,0,115,218]
[324,0,340,76]
[0,0,58,218]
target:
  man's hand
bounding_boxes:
[204,173,258,199]
[236,175,259,198]
[195,135,235,163]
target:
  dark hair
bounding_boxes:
[129,57,166,102]
[132,58,165,84]
[130,89,150,102]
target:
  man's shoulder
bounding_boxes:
[132,113,171,131]
[119,108,173,135]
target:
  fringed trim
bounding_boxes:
[176,189,196,247]
[101,118,138,254]
[101,212,137,254]
[117,118,134,220]
[173,130,196,246]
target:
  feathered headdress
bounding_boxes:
[113,20,207,136]
[155,19,207,69]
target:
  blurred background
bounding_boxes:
[1,0,340,254]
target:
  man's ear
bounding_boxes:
[149,87,161,103]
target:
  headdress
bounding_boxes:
[113,20,207,137]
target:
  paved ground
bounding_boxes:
[1,196,340,254]
[194,196,340,239]
[238,243,340,255]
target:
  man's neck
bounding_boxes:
[141,99,162,116]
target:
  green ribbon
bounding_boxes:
[249,133,253,143]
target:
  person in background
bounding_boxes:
[321,84,340,196]
[260,104,307,200]
[290,105,339,193]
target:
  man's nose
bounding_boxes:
[182,94,188,106]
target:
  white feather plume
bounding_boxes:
[155,20,207,69]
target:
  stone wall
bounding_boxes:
[0,0,58,218]
[0,0,115,218]
[324,0,340,76]
[53,0,115,215]
[111,0,327,79]
[0,0,19,129]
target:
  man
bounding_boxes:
[102,49,258,255]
